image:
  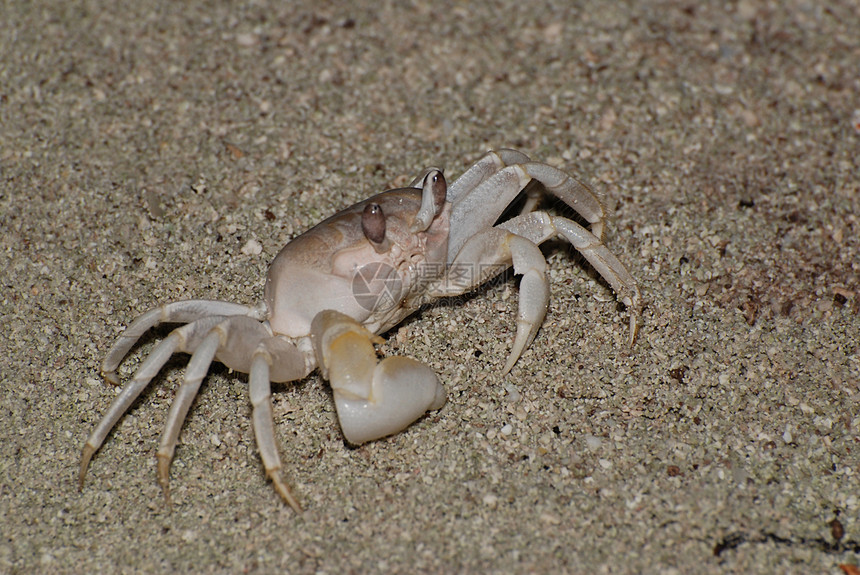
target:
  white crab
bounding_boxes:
[80,149,641,511]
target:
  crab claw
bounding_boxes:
[310,310,446,444]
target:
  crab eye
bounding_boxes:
[410,168,447,233]
[361,203,386,244]
[427,170,447,215]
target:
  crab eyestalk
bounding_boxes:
[361,202,390,254]
[410,169,447,232]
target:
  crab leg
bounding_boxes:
[156,329,222,501]
[102,300,266,382]
[447,160,606,260]
[154,316,312,508]
[518,162,607,240]
[499,211,642,343]
[249,352,303,512]
[79,315,232,489]
[446,148,531,204]
[80,334,180,489]
[310,310,447,445]
[429,228,550,373]
[219,317,311,511]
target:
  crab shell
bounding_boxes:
[265,187,451,340]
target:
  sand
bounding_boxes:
[1,0,858,572]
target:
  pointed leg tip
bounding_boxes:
[501,356,517,376]
[79,444,96,490]
[102,370,120,386]
[503,320,536,376]
[279,487,304,515]
[628,305,642,347]
[278,485,304,515]
[284,493,304,515]
[269,470,303,514]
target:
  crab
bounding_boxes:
[79,148,641,512]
